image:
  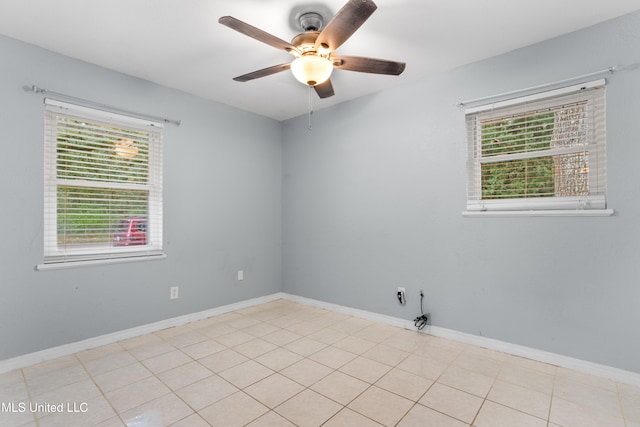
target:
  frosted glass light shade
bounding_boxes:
[291,56,333,86]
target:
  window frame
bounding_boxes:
[38,99,164,269]
[464,79,611,216]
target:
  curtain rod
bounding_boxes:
[456,65,622,109]
[25,85,182,126]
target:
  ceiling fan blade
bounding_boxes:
[233,63,291,82]
[313,79,335,98]
[334,55,406,75]
[219,16,301,55]
[315,0,377,51]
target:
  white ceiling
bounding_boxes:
[1,0,639,121]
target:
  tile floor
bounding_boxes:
[1,299,639,427]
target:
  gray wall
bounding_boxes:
[282,11,640,373]
[0,35,282,360]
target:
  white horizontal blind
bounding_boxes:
[43,99,163,265]
[466,81,606,212]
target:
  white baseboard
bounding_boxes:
[282,293,640,388]
[3,291,639,388]
[0,292,285,374]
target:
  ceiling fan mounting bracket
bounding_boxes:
[289,3,333,33]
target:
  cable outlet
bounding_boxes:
[170,286,179,299]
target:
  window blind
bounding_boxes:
[465,80,606,212]
[42,99,163,266]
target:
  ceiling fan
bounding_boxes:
[218,0,406,99]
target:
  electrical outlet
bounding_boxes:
[170,286,179,299]
[237,270,244,281]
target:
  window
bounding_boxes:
[465,79,607,214]
[40,99,163,268]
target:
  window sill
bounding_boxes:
[36,253,166,271]
[462,209,615,218]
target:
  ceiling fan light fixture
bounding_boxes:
[291,55,333,86]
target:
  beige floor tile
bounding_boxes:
[348,385,414,426]
[105,376,170,413]
[397,354,449,381]
[159,330,207,349]
[75,343,124,363]
[419,382,483,424]
[22,355,80,378]
[175,375,238,410]
[25,363,91,397]
[225,315,261,330]
[339,356,392,384]
[32,378,102,409]
[233,338,278,359]
[156,361,213,390]
[267,315,304,329]
[0,404,37,427]
[119,333,163,350]
[141,349,192,374]
[261,329,303,346]
[487,379,551,419]
[308,345,357,369]
[0,370,28,402]
[214,330,256,348]
[330,317,374,334]
[284,320,325,336]
[452,352,503,378]
[333,336,377,355]
[218,359,275,389]
[497,363,554,394]
[180,339,226,360]
[81,351,137,377]
[195,322,237,338]
[362,344,409,367]
[383,329,430,353]
[37,394,116,427]
[504,354,557,376]
[200,391,269,426]
[127,341,175,361]
[120,393,193,426]
[397,404,468,427]
[556,367,618,392]
[307,327,349,345]
[280,358,333,386]
[549,397,626,427]
[413,342,461,364]
[92,362,151,393]
[283,336,327,357]
[275,389,342,427]
[375,368,433,401]
[242,321,281,338]
[310,370,370,405]
[244,373,305,408]
[437,365,495,398]
[324,408,383,426]
[254,347,304,371]
[245,410,297,426]
[197,348,249,373]
[4,300,632,427]
[168,413,210,427]
[475,401,547,427]
[463,345,509,362]
[621,393,640,423]
[554,376,622,417]
[353,324,398,343]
